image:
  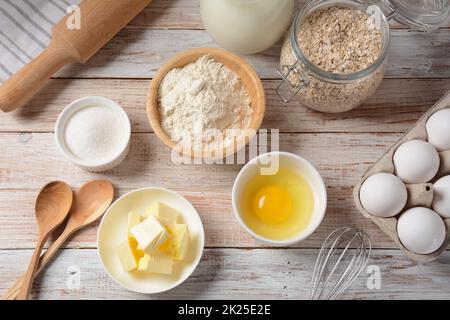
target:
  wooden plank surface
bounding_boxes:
[0,132,399,249]
[1,0,450,300]
[129,0,450,30]
[0,186,393,250]
[0,132,400,190]
[55,28,450,79]
[1,249,449,300]
[1,78,449,133]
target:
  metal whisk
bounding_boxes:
[309,227,372,300]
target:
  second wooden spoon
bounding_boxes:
[16,181,73,300]
[3,180,114,300]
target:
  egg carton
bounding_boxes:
[354,90,450,263]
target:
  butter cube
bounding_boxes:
[138,254,150,271]
[127,211,141,238]
[131,216,168,255]
[145,203,179,228]
[136,246,145,258]
[116,240,138,272]
[172,223,189,261]
[157,235,173,253]
[138,253,173,275]
[128,237,145,261]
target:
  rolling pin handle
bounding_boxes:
[0,41,76,113]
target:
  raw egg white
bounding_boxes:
[397,207,446,255]
[433,175,450,219]
[426,108,450,151]
[360,173,407,217]
[393,140,440,183]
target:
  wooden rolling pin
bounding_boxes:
[0,0,152,113]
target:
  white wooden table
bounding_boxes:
[1,0,450,300]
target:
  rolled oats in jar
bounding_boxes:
[279,0,450,113]
[278,1,389,113]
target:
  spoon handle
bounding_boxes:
[16,236,47,300]
[2,228,74,300]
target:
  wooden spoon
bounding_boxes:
[16,182,73,300]
[2,180,114,300]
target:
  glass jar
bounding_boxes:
[278,0,450,113]
[200,0,295,54]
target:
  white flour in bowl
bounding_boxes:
[158,55,253,152]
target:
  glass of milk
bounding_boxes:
[200,0,294,54]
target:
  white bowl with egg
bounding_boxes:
[97,187,205,294]
[232,152,327,246]
[55,96,131,172]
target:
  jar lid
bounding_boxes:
[378,0,450,30]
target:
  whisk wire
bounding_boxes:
[309,227,372,300]
[329,238,367,300]
[310,228,342,299]
[326,233,361,299]
[332,236,371,299]
[310,227,349,299]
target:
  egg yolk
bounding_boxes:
[252,185,292,224]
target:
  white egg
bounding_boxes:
[359,173,407,217]
[397,207,446,255]
[393,139,440,183]
[433,175,450,218]
[426,108,450,151]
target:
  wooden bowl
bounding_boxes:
[146,48,265,159]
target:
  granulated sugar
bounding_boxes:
[64,105,128,163]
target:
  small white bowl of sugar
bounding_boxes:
[55,96,131,172]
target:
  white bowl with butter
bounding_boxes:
[97,187,205,294]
